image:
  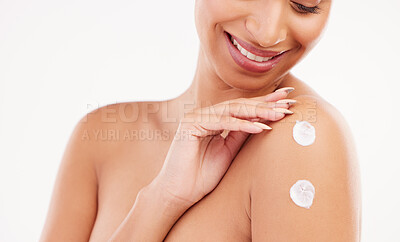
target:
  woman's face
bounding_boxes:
[195,0,332,91]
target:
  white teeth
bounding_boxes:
[246,52,256,61]
[236,44,247,55]
[255,56,264,62]
[240,47,248,56]
[231,37,274,62]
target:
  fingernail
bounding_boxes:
[274,87,295,94]
[273,107,294,114]
[276,99,297,105]
[252,122,272,130]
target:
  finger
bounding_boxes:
[181,114,270,138]
[221,99,295,121]
[223,130,251,159]
[248,118,261,122]
[204,99,290,121]
[231,103,288,121]
[196,89,295,117]
[249,87,295,102]
[247,91,288,102]
[228,98,290,109]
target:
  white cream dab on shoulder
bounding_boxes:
[292,120,316,146]
[290,180,315,209]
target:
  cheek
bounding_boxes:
[195,0,221,33]
[288,15,329,50]
[195,0,243,38]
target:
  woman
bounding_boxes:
[40,0,361,241]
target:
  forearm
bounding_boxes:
[109,180,193,242]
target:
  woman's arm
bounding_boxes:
[39,107,195,242]
[108,178,193,241]
[39,116,98,241]
[245,95,362,241]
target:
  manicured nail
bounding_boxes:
[252,122,272,130]
[274,87,295,93]
[276,99,297,105]
[273,107,294,114]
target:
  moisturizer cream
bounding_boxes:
[292,120,316,146]
[289,180,315,209]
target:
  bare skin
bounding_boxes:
[40,0,361,241]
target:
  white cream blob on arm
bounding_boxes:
[289,180,315,209]
[292,120,316,146]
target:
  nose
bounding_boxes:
[245,1,287,48]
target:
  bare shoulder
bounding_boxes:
[82,101,159,131]
[243,94,361,241]
[77,101,163,157]
[40,100,160,241]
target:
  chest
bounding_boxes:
[90,138,252,241]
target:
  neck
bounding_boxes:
[172,45,293,117]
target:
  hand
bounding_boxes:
[150,88,296,207]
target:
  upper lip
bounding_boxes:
[227,31,286,58]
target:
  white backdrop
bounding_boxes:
[1,0,399,241]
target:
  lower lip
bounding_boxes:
[224,31,288,73]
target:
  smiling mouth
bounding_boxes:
[225,32,286,62]
[223,31,289,73]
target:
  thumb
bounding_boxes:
[223,130,251,160]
